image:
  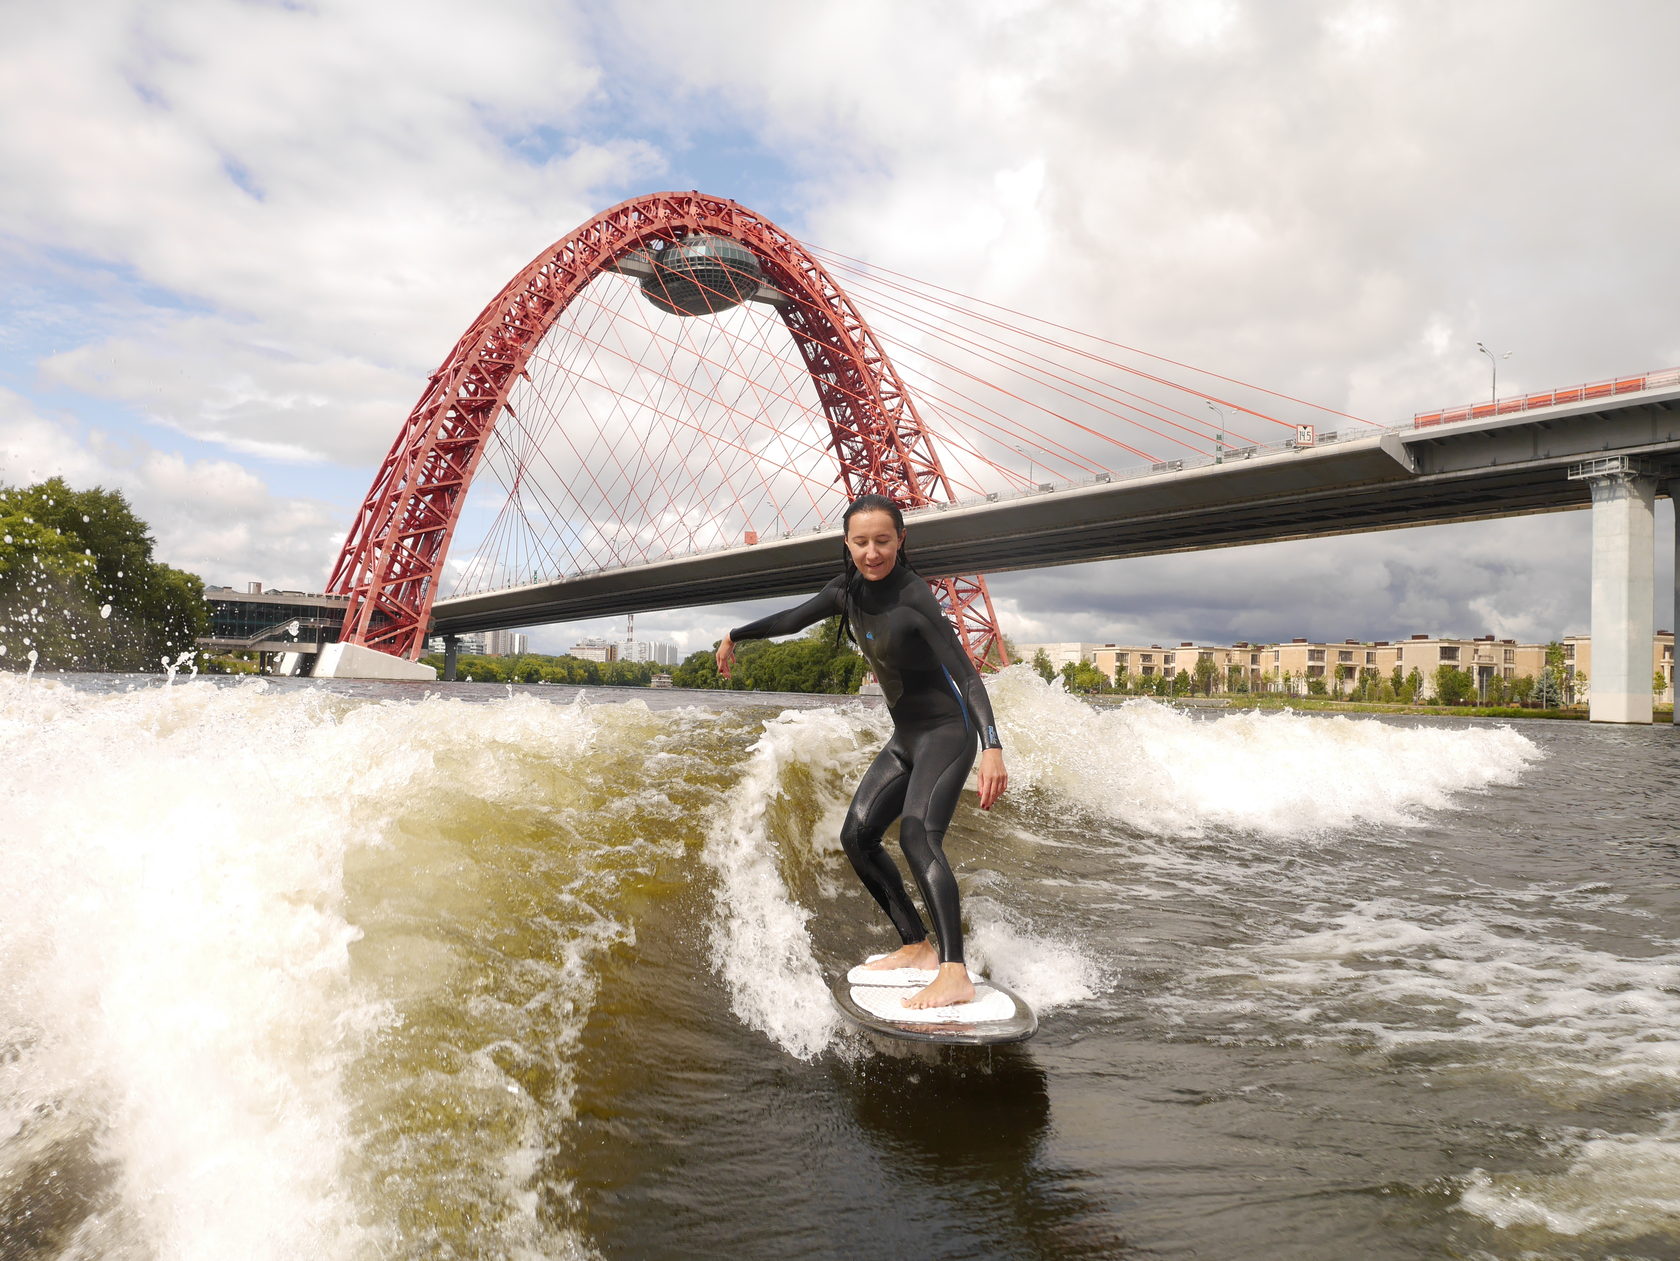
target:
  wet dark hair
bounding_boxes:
[835,494,912,649]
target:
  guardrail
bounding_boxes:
[1413,365,1680,428]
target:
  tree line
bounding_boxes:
[416,618,871,694]
[416,651,673,687]
[0,477,206,673]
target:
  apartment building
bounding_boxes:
[1563,632,1674,702]
[1022,631,1673,702]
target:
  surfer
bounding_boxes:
[716,495,1007,1009]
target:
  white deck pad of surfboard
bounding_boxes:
[847,983,1017,1024]
[845,960,983,987]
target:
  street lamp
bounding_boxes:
[1013,444,1037,486]
[1476,342,1511,406]
[1206,402,1225,464]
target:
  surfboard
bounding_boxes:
[830,961,1037,1046]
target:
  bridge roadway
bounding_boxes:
[429,381,1680,637]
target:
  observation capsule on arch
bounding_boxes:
[640,235,763,317]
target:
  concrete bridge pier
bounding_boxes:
[443,635,461,682]
[1570,457,1657,723]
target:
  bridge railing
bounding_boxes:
[1413,365,1680,428]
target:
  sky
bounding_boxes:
[2,0,1676,659]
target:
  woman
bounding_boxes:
[716,495,1007,1009]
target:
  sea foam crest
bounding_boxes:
[985,666,1541,838]
[700,707,870,1060]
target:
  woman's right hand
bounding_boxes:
[716,632,736,679]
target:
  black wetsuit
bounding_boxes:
[730,563,1002,964]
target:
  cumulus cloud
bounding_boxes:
[0,390,342,590]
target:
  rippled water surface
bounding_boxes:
[2,670,1676,1259]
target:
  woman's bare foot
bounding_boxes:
[903,962,976,1009]
[863,940,939,972]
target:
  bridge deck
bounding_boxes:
[428,384,1680,636]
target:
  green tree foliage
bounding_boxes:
[1059,660,1109,693]
[420,652,671,687]
[669,616,867,694]
[1405,668,1424,702]
[1193,654,1217,696]
[1432,663,1475,705]
[0,477,206,672]
[1031,647,1055,682]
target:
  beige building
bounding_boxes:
[1023,629,1674,703]
[1563,631,1674,703]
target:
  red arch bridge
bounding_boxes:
[317,192,1680,723]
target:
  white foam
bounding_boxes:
[965,899,1102,1014]
[701,707,874,1059]
[1171,893,1680,1099]
[0,676,614,1260]
[984,666,1541,838]
[1461,1113,1680,1239]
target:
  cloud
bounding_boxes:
[0,390,343,589]
[1,0,659,465]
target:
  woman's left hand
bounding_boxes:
[976,747,1008,810]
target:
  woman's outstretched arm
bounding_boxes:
[717,575,846,678]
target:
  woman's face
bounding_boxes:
[845,509,905,582]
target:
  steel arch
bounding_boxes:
[327,191,1009,667]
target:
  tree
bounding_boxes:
[1,477,206,672]
[1031,648,1055,682]
[1333,662,1350,697]
[1433,664,1475,706]
[1657,669,1671,701]
[1405,668,1424,702]
[1193,655,1217,696]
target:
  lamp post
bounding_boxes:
[1476,342,1511,406]
[1013,444,1037,486]
[1206,402,1225,464]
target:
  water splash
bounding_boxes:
[986,666,1539,837]
[1461,1112,1680,1240]
[700,707,863,1059]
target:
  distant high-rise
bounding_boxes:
[483,628,528,656]
[616,612,678,664]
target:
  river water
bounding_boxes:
[2,669,1676,1259]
